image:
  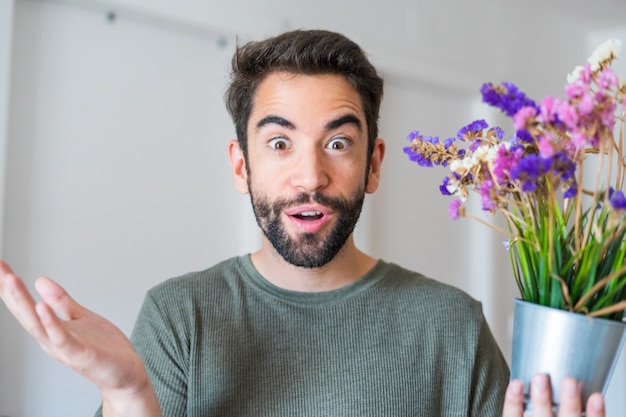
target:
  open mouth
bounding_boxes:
[293,210,324,221]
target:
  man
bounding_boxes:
[0,29,605,416]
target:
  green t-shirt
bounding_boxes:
[97,255,509,416]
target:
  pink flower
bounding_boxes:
[597,68,619,89]
[538,133,556,157]
[538,96,558,123]
[601,104,616,128]
[557,103,580,130]
[513,106,538,130]
[565,81,588,99]
[577,94,595,115]
[448,199,463,221]
[493,144,523,184]
[571,129,588,149]
[579,63,592,84]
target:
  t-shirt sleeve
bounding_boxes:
[470,313,510,416]
[91,288,190,417]
[130,289,191,416]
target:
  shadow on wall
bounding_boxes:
[0,4,47,414]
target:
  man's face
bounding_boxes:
[241,72,377,268]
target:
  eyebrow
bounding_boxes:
[256,114,362,132]
[256,116,295,130]
[325,114,362,132]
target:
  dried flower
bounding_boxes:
[405,39,626,320]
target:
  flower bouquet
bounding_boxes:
[404,39,626,408]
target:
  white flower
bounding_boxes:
[485,145,500,163]
[472,146,488,164]
[446,180,459,195]
[588,39,622,71]
[567,65,584,84]
[449,159,462,173]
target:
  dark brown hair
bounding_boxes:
[225,29,384,160]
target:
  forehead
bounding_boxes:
[249,72,365,127]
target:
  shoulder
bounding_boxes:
[148,256,243,294]
[370,260,489,339]
[367,261,501,361]
[132,256,250,336]
[140,256,249,316]
[375,260,482,313]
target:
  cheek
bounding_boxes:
[246,164,285,195]
[342,160,369,182]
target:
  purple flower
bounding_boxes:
[407,130,420,141]
[444,137,455,149]
[439,176,452,196]
[546,151,576,181]
[609,190,626,210]
[403,146,433,167]
[510,154,551,192]
[516,129,534,143]
[481,82,538,117]
[469,140,482,152]
[490,126,505,140]
[563,185,577,199]
[457,119,488,140]
[480,178,497,211]
[448,199,463,221]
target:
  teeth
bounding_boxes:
[300,211,322,216]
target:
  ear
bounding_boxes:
[228,139,249,194]
[365,138,385,194]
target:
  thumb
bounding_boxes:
[34,277,82,321]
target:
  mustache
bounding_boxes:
[273,192,349,213]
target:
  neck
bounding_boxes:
[249,235,377,292]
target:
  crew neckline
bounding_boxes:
[237,254,387,305]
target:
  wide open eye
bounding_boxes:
[268,137,292,151]
[327,137,350,150]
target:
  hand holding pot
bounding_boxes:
[503,374,605,417]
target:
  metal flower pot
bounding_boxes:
[510,299,626,413]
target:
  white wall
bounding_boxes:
[0,2,15,417]
[2,0,626,416]
[1,1,247,415]
[0,0,12,259]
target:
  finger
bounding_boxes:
[35,276,83,321]
[35,301,72,347]
[531,374,553,417]
[0,261,35,308]
[0,262,47,339]
[502,379,525,417]
[558,378,582,417]
[585,393,605,417]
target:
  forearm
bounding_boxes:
[102,379,162,417]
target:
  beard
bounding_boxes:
[249,188,365,268]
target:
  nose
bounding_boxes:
[290,147,329,192]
